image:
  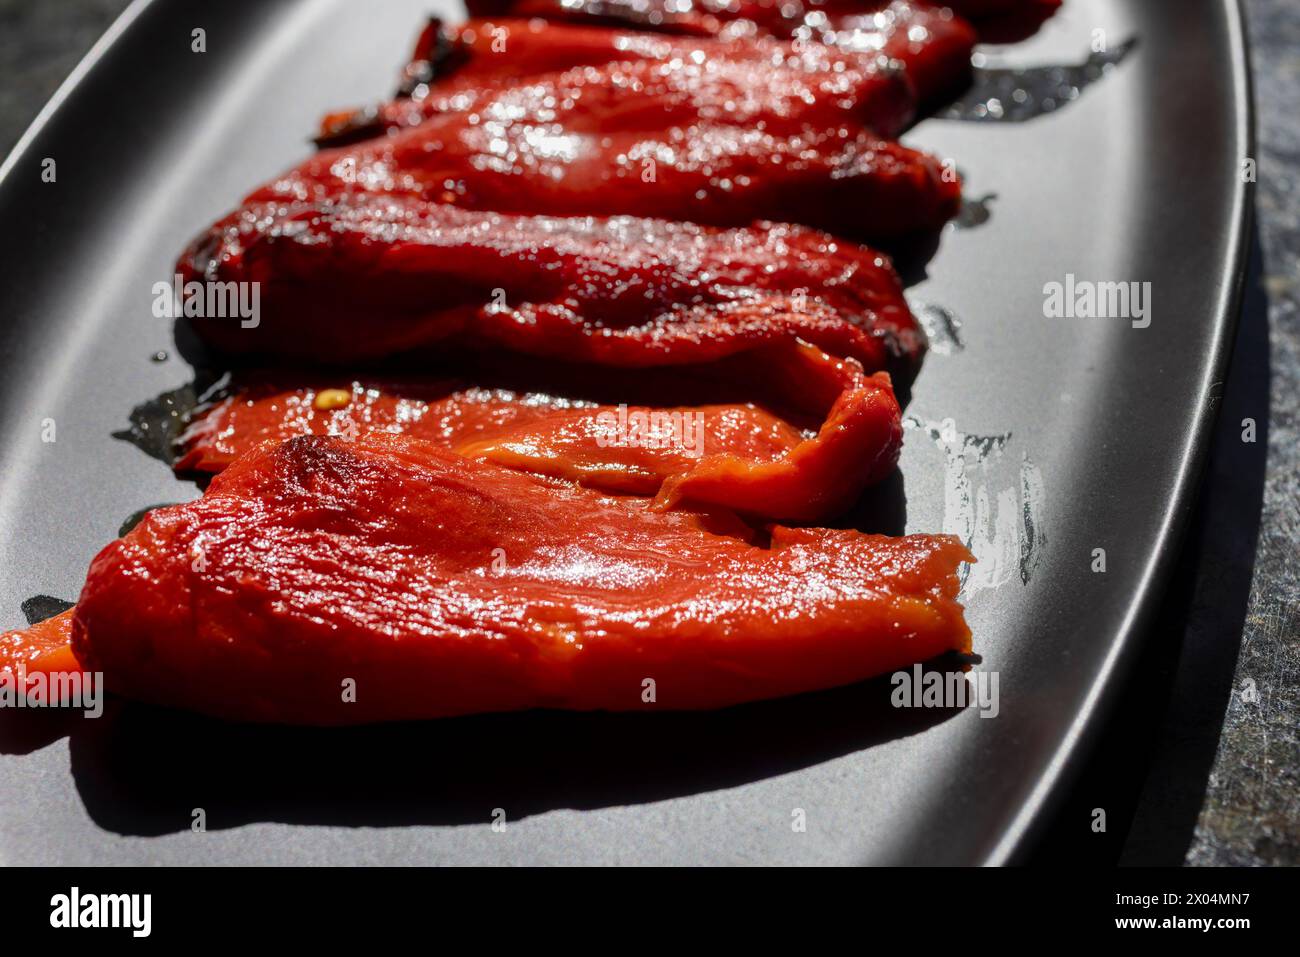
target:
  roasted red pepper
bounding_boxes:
[461,0,983,103]
[180,197,925,378]
[0,610,80,678]
[240,37,962,243]
[175,341,902,524]
[0,11,984,724]
[54,434,971,725]
[317,17,918,146]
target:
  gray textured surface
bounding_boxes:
[1183,0,1299,866]
[0,0,1290,864]
[0,0,127,158]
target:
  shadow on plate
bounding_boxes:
[2,659,970,836]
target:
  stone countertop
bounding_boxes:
[1,0,1294,865]
[1138,0,1299,867]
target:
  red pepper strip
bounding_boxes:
[238,48,961,243]
[461,1,981,105]
[463,0,1053,36]
[0,610,80,678]
[56,433,970,725]
[317,18,916,146]
[181,197,926,380]
[176,377,812,484]
[175,342,900,524]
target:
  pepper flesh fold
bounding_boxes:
[175,342,901,523]
[59,433,971,725]
[180,197,926,379]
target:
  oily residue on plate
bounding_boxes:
[941,37,1137,123]
[909,301,965,355]
[20,595,74,626]
[954,192,996,229]
[905,416,1046,594]
[112,372,230,465]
